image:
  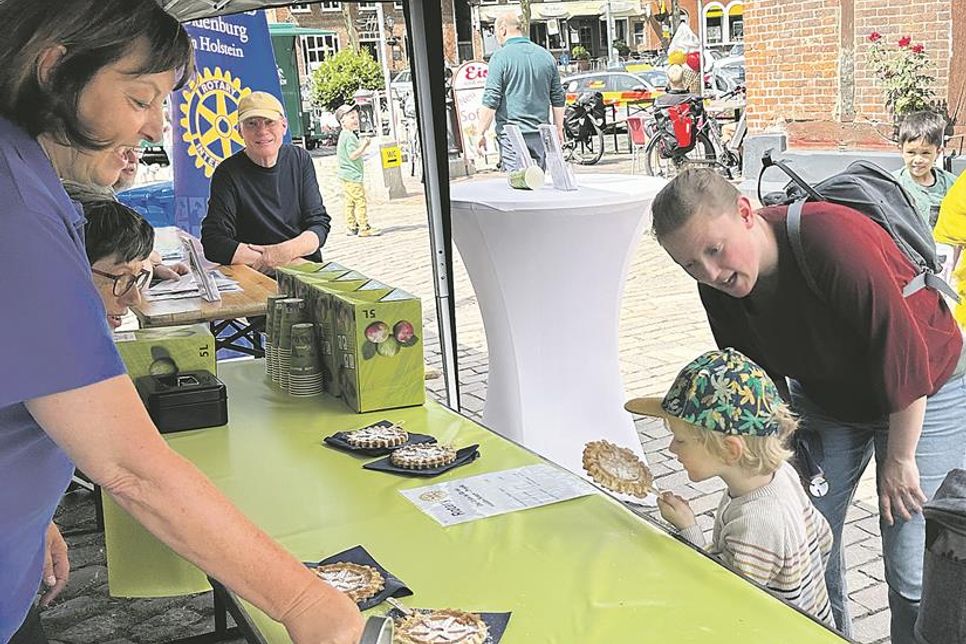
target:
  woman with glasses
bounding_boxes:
[83,200,155,331]
[0,1,362,643]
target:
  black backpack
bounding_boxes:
[758,151,959,302]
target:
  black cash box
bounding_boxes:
[135,370,228,434]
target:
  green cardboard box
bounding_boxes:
[114,324,216,381]
[333,287,424,413]
[276,261,348,296]
[306,271,371,396]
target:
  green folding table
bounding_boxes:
[102,360,844,643]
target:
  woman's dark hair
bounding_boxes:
[83,199,155,266]
[0,0,193,150]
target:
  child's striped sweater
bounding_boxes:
[679,462,835,627]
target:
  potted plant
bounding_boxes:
[572,45,591,71]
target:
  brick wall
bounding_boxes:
[744,0,841,134]
[853,0,951,124]
[745,0,956,148]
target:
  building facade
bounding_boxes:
[271,1,460,76]
[744,0,964,148]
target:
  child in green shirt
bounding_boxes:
[335,103,379,237]
[892,110,956,227]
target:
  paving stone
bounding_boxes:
[58,614,122,643]
[852,582,890,614]
[126,606,205,643]
[852,608,892,644]
[41,595,105,630]
[845,543,882,570]
[57,565,108,600]
[854,515,881,537]
[845,567,877,595]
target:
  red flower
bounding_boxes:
[898,35,912,47]
[868,31,882,42]
[912,43,925,54]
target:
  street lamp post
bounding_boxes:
[376,1,398,140]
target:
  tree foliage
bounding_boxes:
[310,48,384,111]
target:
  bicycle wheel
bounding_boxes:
[564,120,605,165]
[644,132,716,179]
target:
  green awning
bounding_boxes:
[268,23,337,37]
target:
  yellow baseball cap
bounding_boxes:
[237,91,285,122]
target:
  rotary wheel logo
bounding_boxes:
[179,67,249,178]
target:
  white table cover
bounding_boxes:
[451,173,666,475]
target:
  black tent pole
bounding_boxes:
[402,0,461,410]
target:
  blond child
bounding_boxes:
[335,102,379,237]
[626,348,834,627]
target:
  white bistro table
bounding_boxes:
[451,173,667,475]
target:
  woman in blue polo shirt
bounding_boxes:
[0,1,361,642]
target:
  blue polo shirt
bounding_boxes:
[481,36,566,136]
[0,116,125,639]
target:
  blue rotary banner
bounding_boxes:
[171,10,288,236]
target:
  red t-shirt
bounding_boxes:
[700,202,962,422]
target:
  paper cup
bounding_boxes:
[508,166,545,190]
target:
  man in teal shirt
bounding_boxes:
[477,12,566,171]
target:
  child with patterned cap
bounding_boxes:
[625,348,835,627]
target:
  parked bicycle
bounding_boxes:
[643,85,746,179]
[562,91,606,165]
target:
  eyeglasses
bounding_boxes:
[91,267,152,296]
[123,146,146,161]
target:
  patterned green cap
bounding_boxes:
[625,348,784,437]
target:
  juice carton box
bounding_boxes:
[114,324,216,381]
[306,271,371,395]
[276,261,348,296]
[333,287,424,413]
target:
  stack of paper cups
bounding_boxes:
[265,294,288,380]
[288,323,324,397]
[276,298,308,392]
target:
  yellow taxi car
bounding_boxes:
[563,70,667,108]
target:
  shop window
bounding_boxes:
[361,38,381,62]
[727,1,744,41]
[530,22,548,49]
[301,34,340,71]
[633,22,646,47]
[704,2,724,45]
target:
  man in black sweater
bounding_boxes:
[201,91,330,272]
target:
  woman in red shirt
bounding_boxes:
[649,169,966,644]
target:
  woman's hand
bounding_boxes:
[283,585,364,644]
[40,522,70,607]
[879,456,927,526]
[657,491,697,531]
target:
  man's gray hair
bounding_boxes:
[495,11,522,33]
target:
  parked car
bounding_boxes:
[390,69,413,98]
[563,71,664,108]
[140,144,169,166]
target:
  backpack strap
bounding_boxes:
[923,273,962,303]
[785,200,823,299]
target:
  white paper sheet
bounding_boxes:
[399,463,596,527]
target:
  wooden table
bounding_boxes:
[132,264,276,357]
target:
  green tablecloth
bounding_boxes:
[103,360,842,642]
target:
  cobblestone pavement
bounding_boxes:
[45,151,888,643]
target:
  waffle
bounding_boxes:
[582,440,654,498]
[390,443,458,470]
[394,608,488,644]
[313,562,385,602]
